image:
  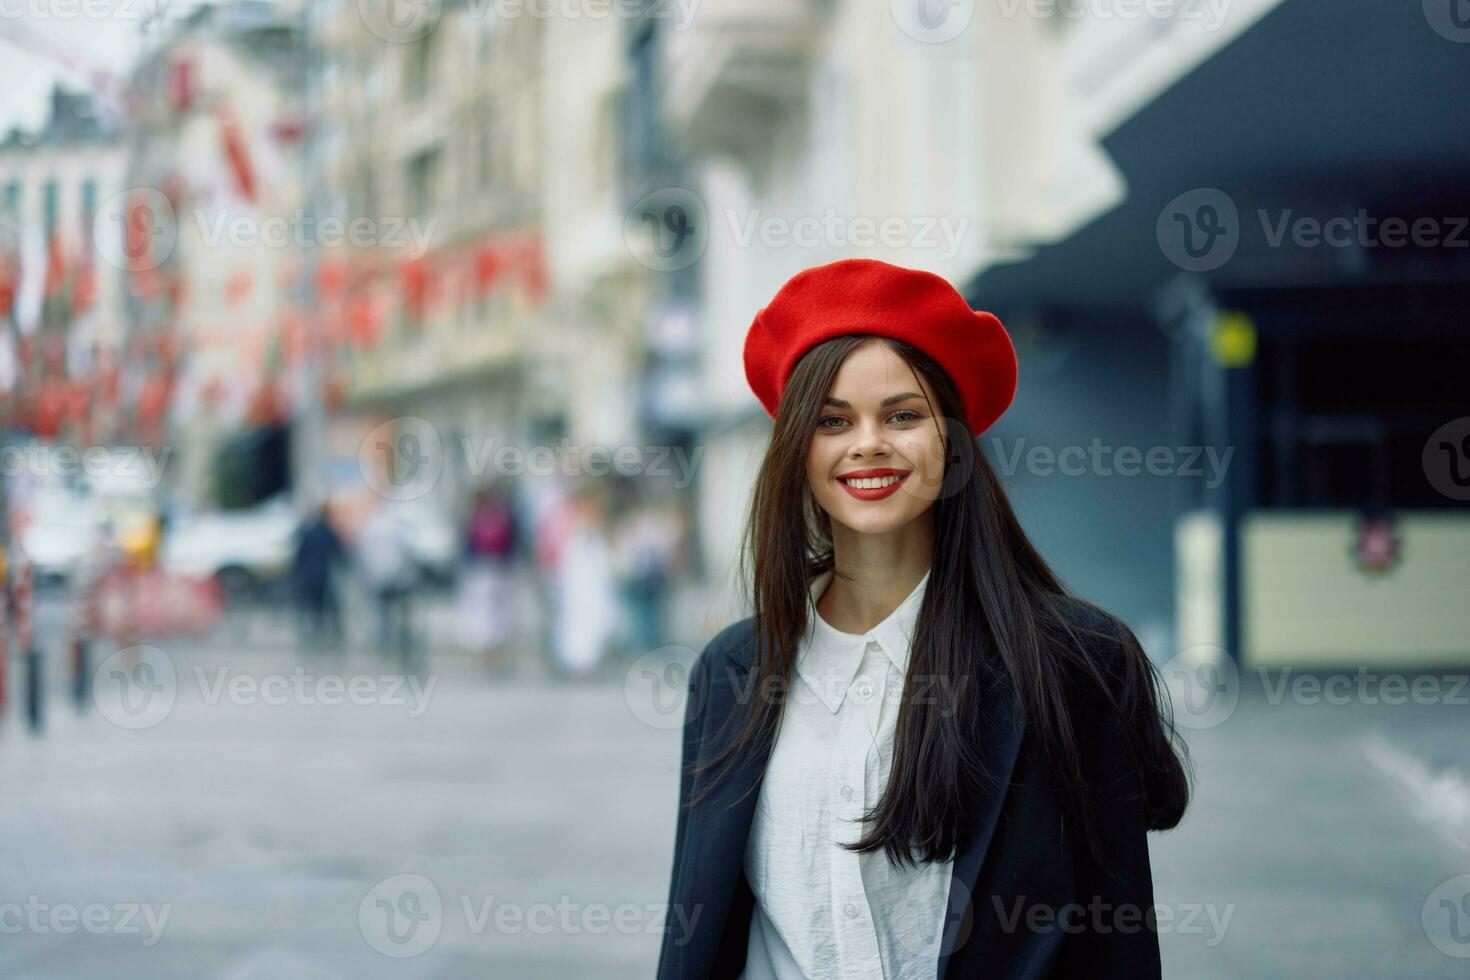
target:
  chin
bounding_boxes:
[828,505,917,538]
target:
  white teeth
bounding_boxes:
[843,475,902,489]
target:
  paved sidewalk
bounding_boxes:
[0,644,1466,978]
[1152,678,1470,978]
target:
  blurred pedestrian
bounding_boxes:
[357,505,417,662]
[291,501,346,652]
[548,484,618,680]
[530,478,572,657]
[612,497,680,657]
[456,486,518,673]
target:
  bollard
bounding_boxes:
[15,556,39,734]
[71,635,89,711]
[24,645,41,734]
[0,587,7,726]
[69,566,100,713]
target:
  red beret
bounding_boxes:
[742,258,1018,435]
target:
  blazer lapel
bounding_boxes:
[675,628,774,978]
[936,671,1026,980]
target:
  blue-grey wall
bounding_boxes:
[983,315,1178,648]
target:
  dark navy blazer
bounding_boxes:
[655,600,1164,979]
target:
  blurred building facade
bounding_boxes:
[647,0,1469,669]
[10,0,1454,674]
[313,2,553,521]
[0,85,127,443]
[659,0,1289,632]
[124,0,306,506]
[963,0,1470,668]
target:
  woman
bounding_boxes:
[456,486,518,673]
[656,259,1190,980]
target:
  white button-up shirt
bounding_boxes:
[741,568,953,980]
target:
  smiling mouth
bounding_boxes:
[838,473,907,489]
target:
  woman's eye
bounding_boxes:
[818,410,922,429]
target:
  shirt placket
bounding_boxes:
[830,638,888,980]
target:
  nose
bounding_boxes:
[847,415,891,459]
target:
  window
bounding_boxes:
[81,178,97,236]
[406,148,441,219]
[404,31,435,101]
[43,179,58,235]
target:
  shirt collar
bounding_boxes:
[796,567,931,713]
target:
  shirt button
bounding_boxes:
[845,903,859,919]
[840,785,853,800]
[852,675,875,703]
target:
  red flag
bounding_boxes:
[399,255,435,323]
[43,235,69,299]
[169,56,195,111]
[72,259,96,314]
[348,294,383,347]
[218,106,257,203]
[474,241,503,294]
[225,268,252,307]
[316,255,348,298]
[518,236,547,304]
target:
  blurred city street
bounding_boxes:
[0,0,1464,976]
[2,618,1468,978]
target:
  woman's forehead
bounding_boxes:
[826,342,933,400]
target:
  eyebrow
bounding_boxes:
[822,391,925,409]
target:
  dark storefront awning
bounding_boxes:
[966,0,1470,317]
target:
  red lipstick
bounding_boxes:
[835,468,911,501]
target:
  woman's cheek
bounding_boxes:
[898,434,949,502]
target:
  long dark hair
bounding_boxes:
[690,334,1190,869]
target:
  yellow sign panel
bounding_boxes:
[1211,312,1257,368]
